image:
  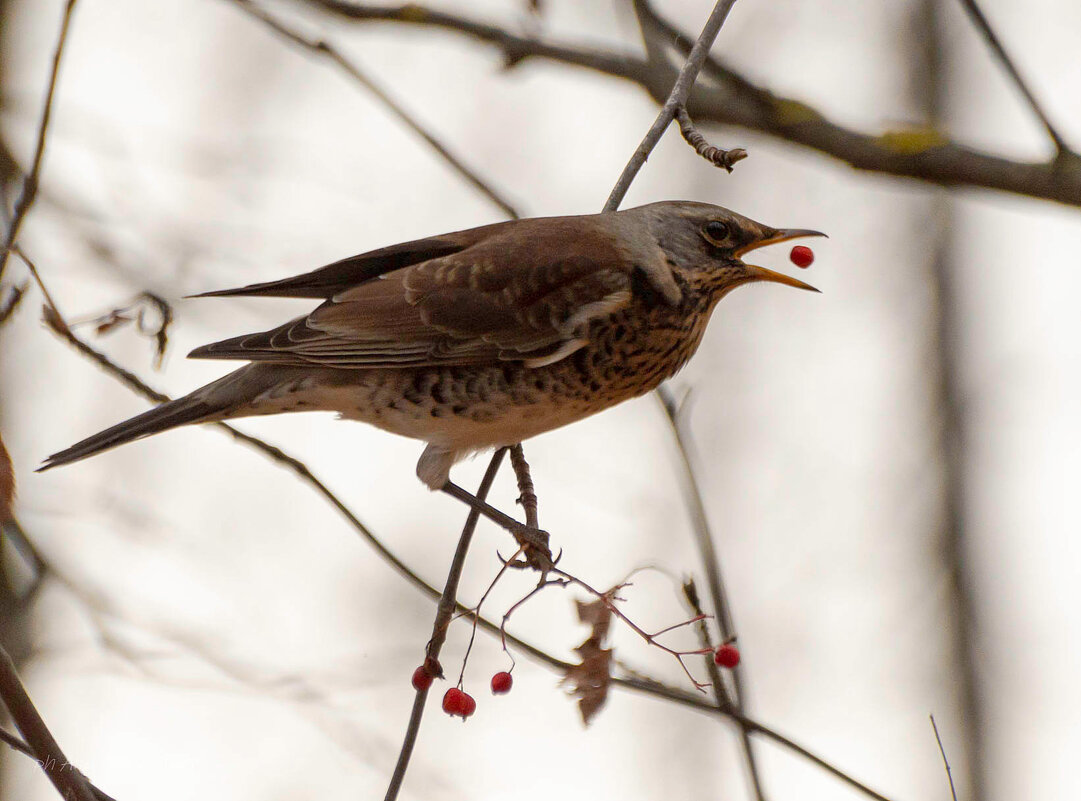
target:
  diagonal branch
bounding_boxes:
[955,0,1072,157]
[658,386,767,797]
[603,0,738,211]
[303,0,649,79]
[384,449,506,801]
[0,645,98,801]
[0,0,79,285]
[227,0,521,219]
[303,0,1081,208]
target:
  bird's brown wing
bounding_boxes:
[190,224,507,300]
[188,217,640,369]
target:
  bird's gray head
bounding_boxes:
[626,200,826,297]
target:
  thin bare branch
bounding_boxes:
[0,645,97,801]
[0,0,79,285]
[0,281,28,326]
[307,0,1081,207]
[228,0,521,219]
[384,449,506,801]
[440,480,552,570]
[955,0,1072,157]
[611,675,895,801]
[658,385,769,796]
[604,0,738,211]
[0,727,35,758]
[303,0,647,79]
[930,715,959,801]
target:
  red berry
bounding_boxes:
[411,666,434,691]
[790,245,814,268]
[442,687,466,716]
[714,644,741,668]
[459,692,477,717]
[491,671,513,695]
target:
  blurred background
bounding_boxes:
[2,0,1079,799]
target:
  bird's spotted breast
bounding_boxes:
[307,299,716,452]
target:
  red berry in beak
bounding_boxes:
[789,245,814,268]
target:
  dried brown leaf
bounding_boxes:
[0,433,14,522]
[575,597,612,642]
[562,597,615,724]
[564,641,612,725]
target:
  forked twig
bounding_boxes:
[551,570,713,691]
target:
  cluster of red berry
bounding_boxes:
[411,665,515,720]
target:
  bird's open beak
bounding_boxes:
[735,228,827,292]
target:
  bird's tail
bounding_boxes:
[38,368,258,472]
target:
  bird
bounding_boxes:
[40,201,823,488]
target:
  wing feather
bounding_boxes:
[189,215,655,369]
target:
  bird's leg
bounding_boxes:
[509,443,539,530]
[440,481,552,572]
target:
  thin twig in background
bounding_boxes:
[675,106,747,172]
[0,0,79,285]
[302,0,645,79]
[913,0,984,793]
[228,0,521,219]
[306,0,1081,207]
[0,727,35,759]
[603,0,738,211]
[930,715,959,801]
[0,645,98,801]
[384,449,506,801]
[660,387,767,799]
[954,0,1072,157]
[0,281,28,325]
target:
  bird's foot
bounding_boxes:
[440,481,554,573]
[506,521,553,573]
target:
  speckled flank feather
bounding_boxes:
[42,201,821,487]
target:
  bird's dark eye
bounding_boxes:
[702,220,730,245]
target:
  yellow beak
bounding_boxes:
[736,228,827,292]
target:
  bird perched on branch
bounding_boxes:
[41,201,823,487]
